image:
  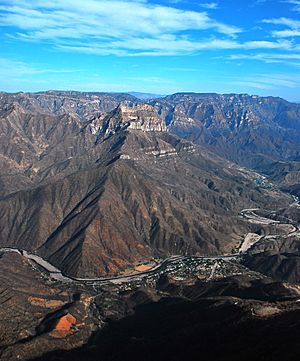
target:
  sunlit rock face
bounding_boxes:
[98,102,167,139]
[150,93,300,171]
[0,90,297,278]
[122,103,167,132]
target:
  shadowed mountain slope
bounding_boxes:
[0,93,291,277]
[0,91,297,277]
[150,93,300,172]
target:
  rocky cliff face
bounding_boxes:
[155,93,300,130]
[150,93,300,171]
[97,102,167,141]
[0,91,297,277]
[1,124,282,277]
[0,91,138,117]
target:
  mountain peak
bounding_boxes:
[120,103,167,132]
[97,102,167,140]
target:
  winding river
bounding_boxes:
[1,197,299,285]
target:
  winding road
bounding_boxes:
[239,201,300,254]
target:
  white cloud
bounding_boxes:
[229,52,300,67]
[263,17,300,40]
[263,17,300,28]
[229,73,299,90]
[230,81,273,90]
[0,0,243,56]
[0,0,298,57]
[0,58,82,77]
[286,0,300,12]
[54,37,294,57]
[272,29,300,37]
[263,16,300,44]
[199,3,219,10]
[242,40,293,49]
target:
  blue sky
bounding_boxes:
[0,0,300,101]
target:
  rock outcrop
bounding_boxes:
[151,93,300,174]
[97,102,167,141]
[0,91,297,277]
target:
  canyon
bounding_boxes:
[1,91,300,360]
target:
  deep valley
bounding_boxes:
[1,91,300,360]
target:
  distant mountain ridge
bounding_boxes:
[127,91,165,99]
[2,90,300,361]
[2,90,300,192]
[0,90,299,277]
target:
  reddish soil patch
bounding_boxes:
[28,297,65,308]
[135,264,153,272]
[50,313,78,339]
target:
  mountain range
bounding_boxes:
[1,90,300,360]
[0,91,299,277]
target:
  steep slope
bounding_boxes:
[0,100,291,277]
[3,91,300,189]
[150,93,300,172]
[0,92,138,196]
[244,236,300,283]
[0,91,138,117]
[31,275,300,361]
[2,249,300,361]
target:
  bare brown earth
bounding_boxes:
[0,251,97,361]
[31,273,300,361]
[151,93,300,171]
[28,297,66,309]
[50,314,79,339]
[1,91,300,360]
[2,248,300,361]
[0,92,293,277]
[134,264,153,272]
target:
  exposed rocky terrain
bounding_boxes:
[1,90,300,360]
[149,93,300,200]
[243,235,300,283]
[151,93,300,167]
[32,282,300,361]
[0,251,98,361]
[1,247,300,361]
[1,91,293,277]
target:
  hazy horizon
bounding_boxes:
[1,89,299,104]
